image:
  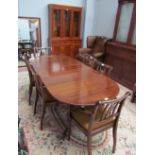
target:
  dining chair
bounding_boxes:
[131,83,136,103]
[34,47,52,57]
[33,73,56,130]
[95,61,113,76]
[19,40,36,59]
[68,92,131,155]
[77,53,113,76]
[24,54,35,105]
[76,53,98,68]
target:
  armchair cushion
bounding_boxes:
[87,36,97,48]
[92,37,108,55]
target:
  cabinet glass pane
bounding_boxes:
[116,3,134,42]
[53,10,61,37]
[132,25,136,45]
[64,10,71,37]
[73,11,80,37]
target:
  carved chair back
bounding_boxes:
[88,92,130,131]
[24,54,34,85]
[76,53,113,75]
[33,74,46,100]
[95,61,113,75]
[34,47,52,57]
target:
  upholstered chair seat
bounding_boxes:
[71,108,115,131]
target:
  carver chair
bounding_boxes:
[33,73,56,130]
[77,53,113,76]
[95,61,113,76]
[68,92,131,155]
[24,54,35,105]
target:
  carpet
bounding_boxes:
[18,60,26,67]
[18,71,136,155]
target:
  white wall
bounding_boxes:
[18,0,84,46]
[94,0,118,38]
[18,0,118,47]
[82,0,96,47]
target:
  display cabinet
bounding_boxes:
[104,0,136,89]
[48,5,82,57]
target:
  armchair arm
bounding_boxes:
[78,48,92,54]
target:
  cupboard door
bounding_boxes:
[116,3,134,43]
[49,5,82,56]
[64,9,71,37]
[72,11,81,37]
[52,43,61,54]
[52,9,61,37]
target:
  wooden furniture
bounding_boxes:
[33,73,56,130]
[48,4,82,57]
[104,0,136,89]
[68,92,130,155]
[104,42,135,89]
[77,53,113,76]
[30,55,119,106]
[18,40,36,59]
[78,36,110,60]
[131,83,136,103]
[34,47,52,57]
[24,54,35,105]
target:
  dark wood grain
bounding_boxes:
[48,4,82,56]
[104,41,136,89]
[30,55,119,105]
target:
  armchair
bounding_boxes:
[78,36,111,60]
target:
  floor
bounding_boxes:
[18,70,136,155]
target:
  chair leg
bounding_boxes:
[40,101,47,130]
[29,84,33,105]
[34,90,39,115]
[112,125,117,153]
[87,132,92,155]
[67,117,72,140]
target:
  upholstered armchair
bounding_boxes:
[78,36,111,60]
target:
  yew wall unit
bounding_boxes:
[104,0,136,89]
[48,4,82,57]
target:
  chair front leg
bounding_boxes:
[87,132,92,155]
[67,110,72,141]
[40,101,47,130]
[112,124,117,153]
[34,89,39,115]
[29,84,33,105]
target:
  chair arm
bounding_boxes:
[78,48,92,54]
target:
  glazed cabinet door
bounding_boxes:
[72,10,81,38]
[52,9,62,38]
[63,9,71,38]
[48,5,82,56]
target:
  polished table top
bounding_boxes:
[30,55,119,106]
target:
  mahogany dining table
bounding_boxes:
[30,54,119,106]
[30,54,120,141]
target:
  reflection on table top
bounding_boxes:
[30,55,119,106]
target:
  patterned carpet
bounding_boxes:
[18,71,136,155]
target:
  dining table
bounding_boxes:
[30,54,120,141]
[30,54,119,105]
